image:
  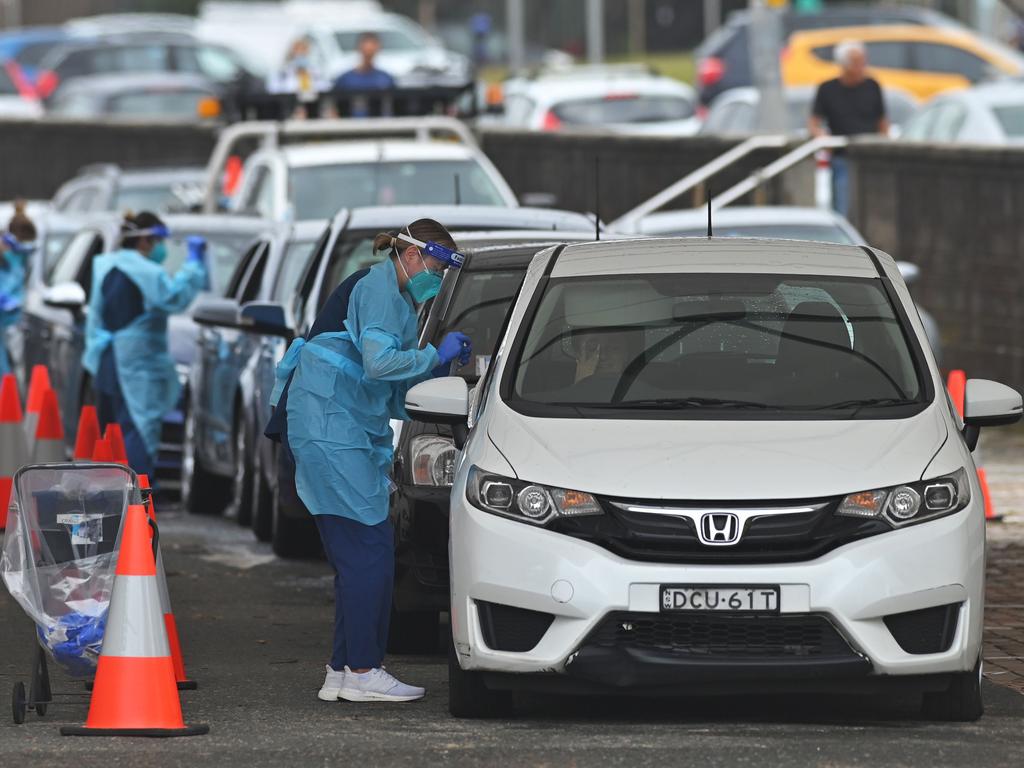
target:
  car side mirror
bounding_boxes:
[406,376,470,448]
[42,282,86,312]
[239,302,293,339]
[192,297,241,328]
[897,261,920,286]
[962,378,1023,450]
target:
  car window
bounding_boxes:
[225,241,266,299]
[55,185,102,213]
[42,231,74,278]
[87,45,170,75]
[433,267,527,380]
[48,231,97,284]
[14,41,60,68]
[551,95,695,125]
[508,272,923,417]
[238,245,269,304]
[115,181,201,214]
[912,43,988,82]
[54,50,92,79]
[319,232,384,311]
[334,29,418,52]
[273,239,320,306]
[107,88,208,118]
[815,42,908,69]
[196,46,242,82]
[992,104,1024,138]
[159,233,253,296]
[290,160,505,219]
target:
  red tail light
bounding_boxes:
[541,110,563,131]
[34,70,59,100]
[698,57,726,88]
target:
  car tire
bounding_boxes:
[921,656,984,722]
[182,404,232,516]
[448,638,513,719]
[387,607,440,655]
[250,454,274,543]
[270,488,321,559]
[232,409,254,527]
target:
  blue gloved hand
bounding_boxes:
[0,291,18,313]
[437,331,472,367]
[186,235,208,266]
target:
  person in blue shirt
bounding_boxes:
[334,31,396,117]
[266,218,471,704]
[0,201,36,376]
[83,212,208,478]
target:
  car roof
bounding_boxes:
[282,140,476,166]
[551,237,879,279]
[952,81,1024,105]
[55,72,216,96]
[638,206,856,234]
[342,205,597,232]
[161,213,269,237]
[509,76,695,102]
[117,167,207,186]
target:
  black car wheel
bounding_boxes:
[921,656,984,722]
[448,638,513,719]
[182,404,232,516]
[250,450,274,542]
[387,607,440,655]
[232,408,254,526]
[271,488,321,559]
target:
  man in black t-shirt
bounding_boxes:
[809,40,889,217]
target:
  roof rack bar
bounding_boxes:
[611,134,789,232]
[202,116,478,213]
[711,135,848,212]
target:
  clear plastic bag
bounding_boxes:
[2,464,135,676]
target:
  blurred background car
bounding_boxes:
[695,3,963,106]
[498,64,699,135]
[52,164,206,215]
[782,24,1024,101]
[48,72,224,123]
[900,81,1024,144]
[700,84,918,137]
[0,60,43,118]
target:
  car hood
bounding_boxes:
[486,404,948,501]
[168,311,200,367]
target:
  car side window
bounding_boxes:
[75,236,106,300]
[238,245,269,305]
[912,43,989,83]
[49,231,99,286]
[863,41,909,70]
[90,45,169,75]
[292,228,332,328]
[55,50,92,79]
[242,166,275,219]
[225,242,265,300]
[196,46,242,82]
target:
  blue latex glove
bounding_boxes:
[0,291,18,313]
[437,331,472,367]
[186,235,208,266]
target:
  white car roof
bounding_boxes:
[638,206,863,240]
[281,140,476,167]
[550,237,879,279]
[509,76,696,104]
[948,81,1024,105]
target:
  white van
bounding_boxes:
[405,237,1022,720]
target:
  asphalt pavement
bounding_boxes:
[3,444,1024,767]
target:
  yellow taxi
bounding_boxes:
[781,25,1024,101]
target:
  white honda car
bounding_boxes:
[405,237,1022,720]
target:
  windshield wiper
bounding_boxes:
[810,397,917,410]
[611,397,775,410]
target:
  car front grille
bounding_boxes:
[550,497,890,564]
[586,612,858,660]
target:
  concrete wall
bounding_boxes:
[0,119,216,201]
[849,140,1024,389]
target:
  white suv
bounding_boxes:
[405,237,1022,720]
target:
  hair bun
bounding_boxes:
[12,199,25,215]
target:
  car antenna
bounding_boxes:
[454,173,461,205]
[594,155,601,242]
[707,187,713,239]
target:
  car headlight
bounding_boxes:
[410,435,458,487]
[836,468,971,528]
[466,465,603,526]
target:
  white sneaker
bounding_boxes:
[340,666,425,702]
[317,665,346,701]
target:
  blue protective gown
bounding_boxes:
[82,249,206,459]
[0,250,27,375]
[275,259,439,524]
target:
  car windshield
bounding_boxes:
[509,272,924,418]
[552,94,695,125]
[290,160,506,218]
[115,181,203,213]
[161,233,251,296]
[433,267,527,380]
[665,224,854,244]
[992,104,1024,137]
[335,29,419,52]
[107,89,208,119]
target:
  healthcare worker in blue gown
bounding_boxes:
[83,212,208,478]
[0,201,37,376]
[267,218,471,704]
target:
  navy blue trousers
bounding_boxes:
[96,374,154,478]
[314,514,394,671]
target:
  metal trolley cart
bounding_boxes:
[1,463,139,724]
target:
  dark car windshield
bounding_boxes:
[290,160,506,219]
[162,233,252,295]
[433,267,527,379]
[508,272,925,418]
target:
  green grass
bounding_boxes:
[479,51,696,85]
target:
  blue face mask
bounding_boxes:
[149,241,168,265]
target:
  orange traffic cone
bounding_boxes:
[61,504,208,737]
[978,468,1002,523]
[139,474,198,690]
[31,389,65,463]
[23,365,51,446]
[92,437,114,463]
[947,369,967,418]
[0,373,28,530]
[104,424,129,466]
[73,406,101,461]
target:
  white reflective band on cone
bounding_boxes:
[101,575,170,658]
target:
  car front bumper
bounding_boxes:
[450,486,985,687]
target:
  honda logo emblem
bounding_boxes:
[698,512,741,546]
